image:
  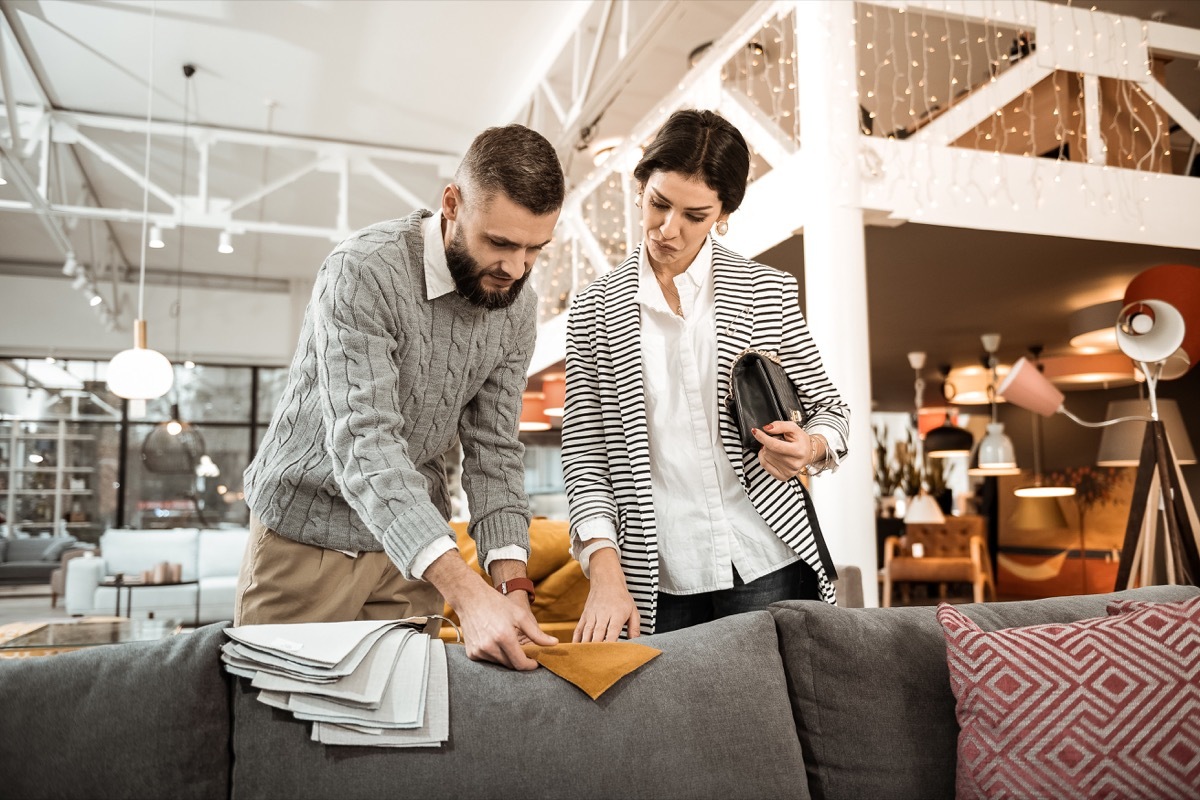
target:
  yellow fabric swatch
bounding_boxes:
[522,642,662,700]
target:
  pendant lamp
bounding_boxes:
[107,6,173,412]
[924,363,973,458]
[968,334,1020,476]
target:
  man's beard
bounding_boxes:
[445,226,530,310]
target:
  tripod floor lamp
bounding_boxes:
[997,266,1200,590]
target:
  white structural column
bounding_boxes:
[794,1,878,605]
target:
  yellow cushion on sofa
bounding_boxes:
[448,518,571,582]
[441,519,587,639]
[530,560,589,623]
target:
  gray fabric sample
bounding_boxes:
[232,610,811,800]
[768,585,1200,800]
[0,622,233,800]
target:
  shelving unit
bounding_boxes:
[1,420,97,537]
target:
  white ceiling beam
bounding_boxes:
[719,88,796,169]
[226,157,321,215]
[571,0,786,202]
[539,80,568,128]
[908,58,1051,148]
[0,107,460,170]
[360,159,427,213]
[69,127,180,212]
[0,198,344,241]
[0,23,23,151]
[859,136,1200,250]
[568,0,616,123]
[0,144,73,255]
[1136,79,1200,145]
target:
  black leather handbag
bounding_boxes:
[727,349,807,451]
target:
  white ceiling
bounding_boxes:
[2,0,1199,409]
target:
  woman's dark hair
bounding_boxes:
[633,109,751,214]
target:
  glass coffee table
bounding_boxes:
[0,618,181,658]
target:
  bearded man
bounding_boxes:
[237,125,564,671]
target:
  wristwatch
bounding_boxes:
[496,577,536,603]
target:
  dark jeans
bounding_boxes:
[655,559,820,634]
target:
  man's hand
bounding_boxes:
[573,547,640,642]
[751,420,820,481]
[423,551,555,671]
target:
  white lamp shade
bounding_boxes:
[1096,398,1196,466]
[107,346,175,400]
[903,491,946,524]
[971,422,1018,474]
[1115,300,1186,371]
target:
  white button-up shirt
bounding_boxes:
[577,237,798,594]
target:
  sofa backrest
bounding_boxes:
[4,536,71,562]
[768,584,1200,800]
[197,528,250,579]
[231,610,812,800]
[0,622,233,799]
[100,528,200,579]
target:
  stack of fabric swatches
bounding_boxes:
[221,618,448,748]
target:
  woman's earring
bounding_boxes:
[634,194,642,209]
[716,219,729,236]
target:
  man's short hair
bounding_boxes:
[455,125,565,216]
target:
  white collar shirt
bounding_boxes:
[634,237,798,594]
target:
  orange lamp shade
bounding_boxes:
[541,373,566,418]
[1124,264,1200,377]
[917,407,947,437]
[519,391,550,431]
[1040,353,1137,388]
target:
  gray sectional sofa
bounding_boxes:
[2,583,1196,800]
[0,535,83,586]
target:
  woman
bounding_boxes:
[561,109,850,640]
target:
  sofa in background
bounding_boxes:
[0,534,88,587]
[64,527,249,624]
[10,580,1187,799]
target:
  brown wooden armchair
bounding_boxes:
[881,515,995,607]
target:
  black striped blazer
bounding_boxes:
[561,240,851,633]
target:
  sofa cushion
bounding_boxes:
[938,598,1200,799]
[768,585,1200,800]
[5,537,56,562]
[232,610,809,800]
[450,518,572,582]
[529,560,590,623]
[40,536,78,562]
[197,528,250,579]
[0,622,232,799]
[100,529,200,579]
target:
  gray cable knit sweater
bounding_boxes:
[244,210,534,578]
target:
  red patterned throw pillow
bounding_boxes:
[937,601,1200,800]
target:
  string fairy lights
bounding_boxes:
[533,0,1192,326]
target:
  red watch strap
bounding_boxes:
[497,577,536,602]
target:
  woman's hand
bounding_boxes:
[751,420,821,481]
[573,548,641,642]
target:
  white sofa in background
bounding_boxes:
[64,527,249,624]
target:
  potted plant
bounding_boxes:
[1048,466,1123,594]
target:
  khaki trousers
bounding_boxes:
[234,514,442,631]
